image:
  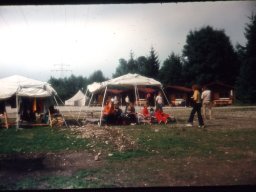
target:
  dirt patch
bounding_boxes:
[0,151,104,188]
[70,125,138,152]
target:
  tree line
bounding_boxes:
[49,14,256,104]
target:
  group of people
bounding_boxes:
[103,96,137,125]
[186,85,212,128]
[103,92,175,126]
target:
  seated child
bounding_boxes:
[124,102,137,125]
[138,105,152,124]
[103,100,115,125]
[154,108,176,124]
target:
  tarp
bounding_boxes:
[65,90,87,106]
[87,73,162,93]
[0,75,57,100]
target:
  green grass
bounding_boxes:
[0,126,91,153]
[1,122,256,189]
[13,169,112,190]
[118,125,256,160]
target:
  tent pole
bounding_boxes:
[16,94,19,131]
[134,85,140,124]
[84,89,88,105]
[88,93,94,107]
[54,95,69,128]
[56,94,80,126]
[161,86,170,106]
[77,88,88,122]
[99,86,107,127]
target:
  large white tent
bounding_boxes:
[0,75,57,129]
[65,90,87,106]
[0,75,56,99]
[85,73,169,126]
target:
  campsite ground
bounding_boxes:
[0,106,256,190]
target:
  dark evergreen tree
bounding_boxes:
[182,26,239,86]
[48,75,88,101]
[236,14,256,104]
[112,58,128,78]
[144,47,160,79]
[127,51,139,73]
[88,70,107,84]
[158,52,183,85]
[137,56,148,76]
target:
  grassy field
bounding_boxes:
[0,107,256,190]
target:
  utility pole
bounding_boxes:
[51,64,72,78]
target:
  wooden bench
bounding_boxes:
[213,98,232,106]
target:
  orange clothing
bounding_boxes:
[103,102,114,115]
[141,106,150,117]
[155,110,170,123]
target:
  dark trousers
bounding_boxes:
[188,103,204,126]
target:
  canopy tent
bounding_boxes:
[0,75,57,129]
[65,90,87,106]
[0,75,56,100]
[85,73,169,126]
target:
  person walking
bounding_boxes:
[201,86,212,120]
[186,85,205,128]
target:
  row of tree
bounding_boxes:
[49,14,256,104]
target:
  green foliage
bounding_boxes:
[112,48,160,79]
[108,150,150,161]
[182,26,239,86]
[0,127,90,153]
[15,169,104,190]
[236,14,256,104]
[236,57,256,103]
[158,52,183,85]
[144,47,160,79]
[113,58,128,78]
[48,71,107,101]
[244,14,256,58]
[88,70,108,84]
[48,75,88,101]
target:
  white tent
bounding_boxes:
[88,73,162,94]
[85,73,169,126]
[0,75,57,129]
[65,90,87,106]
[0,75,56,99]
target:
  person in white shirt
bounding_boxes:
[201,86,212,120]
[125,95,130,113]
[155,92,163,111]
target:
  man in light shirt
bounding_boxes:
[201,86,212,120]
[155,92,163,112]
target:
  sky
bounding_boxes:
[0,1,255,81]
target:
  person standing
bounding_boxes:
[125,95,130,113]
[146,93,151,106]
[201,86,212,120]
[186,85,205,128]
[155,92,163,112]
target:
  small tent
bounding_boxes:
[65,90,87,106]
[0,75,57,128]
[85,73,169,125]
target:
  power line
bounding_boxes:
[51,63,72,78]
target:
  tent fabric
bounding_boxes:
[87,82,103,93]
[102,73,162,87]
[87,73,162,94]
[0,75,57,100]
[65,90,87,106]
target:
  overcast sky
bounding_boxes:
[0,1,255,81]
